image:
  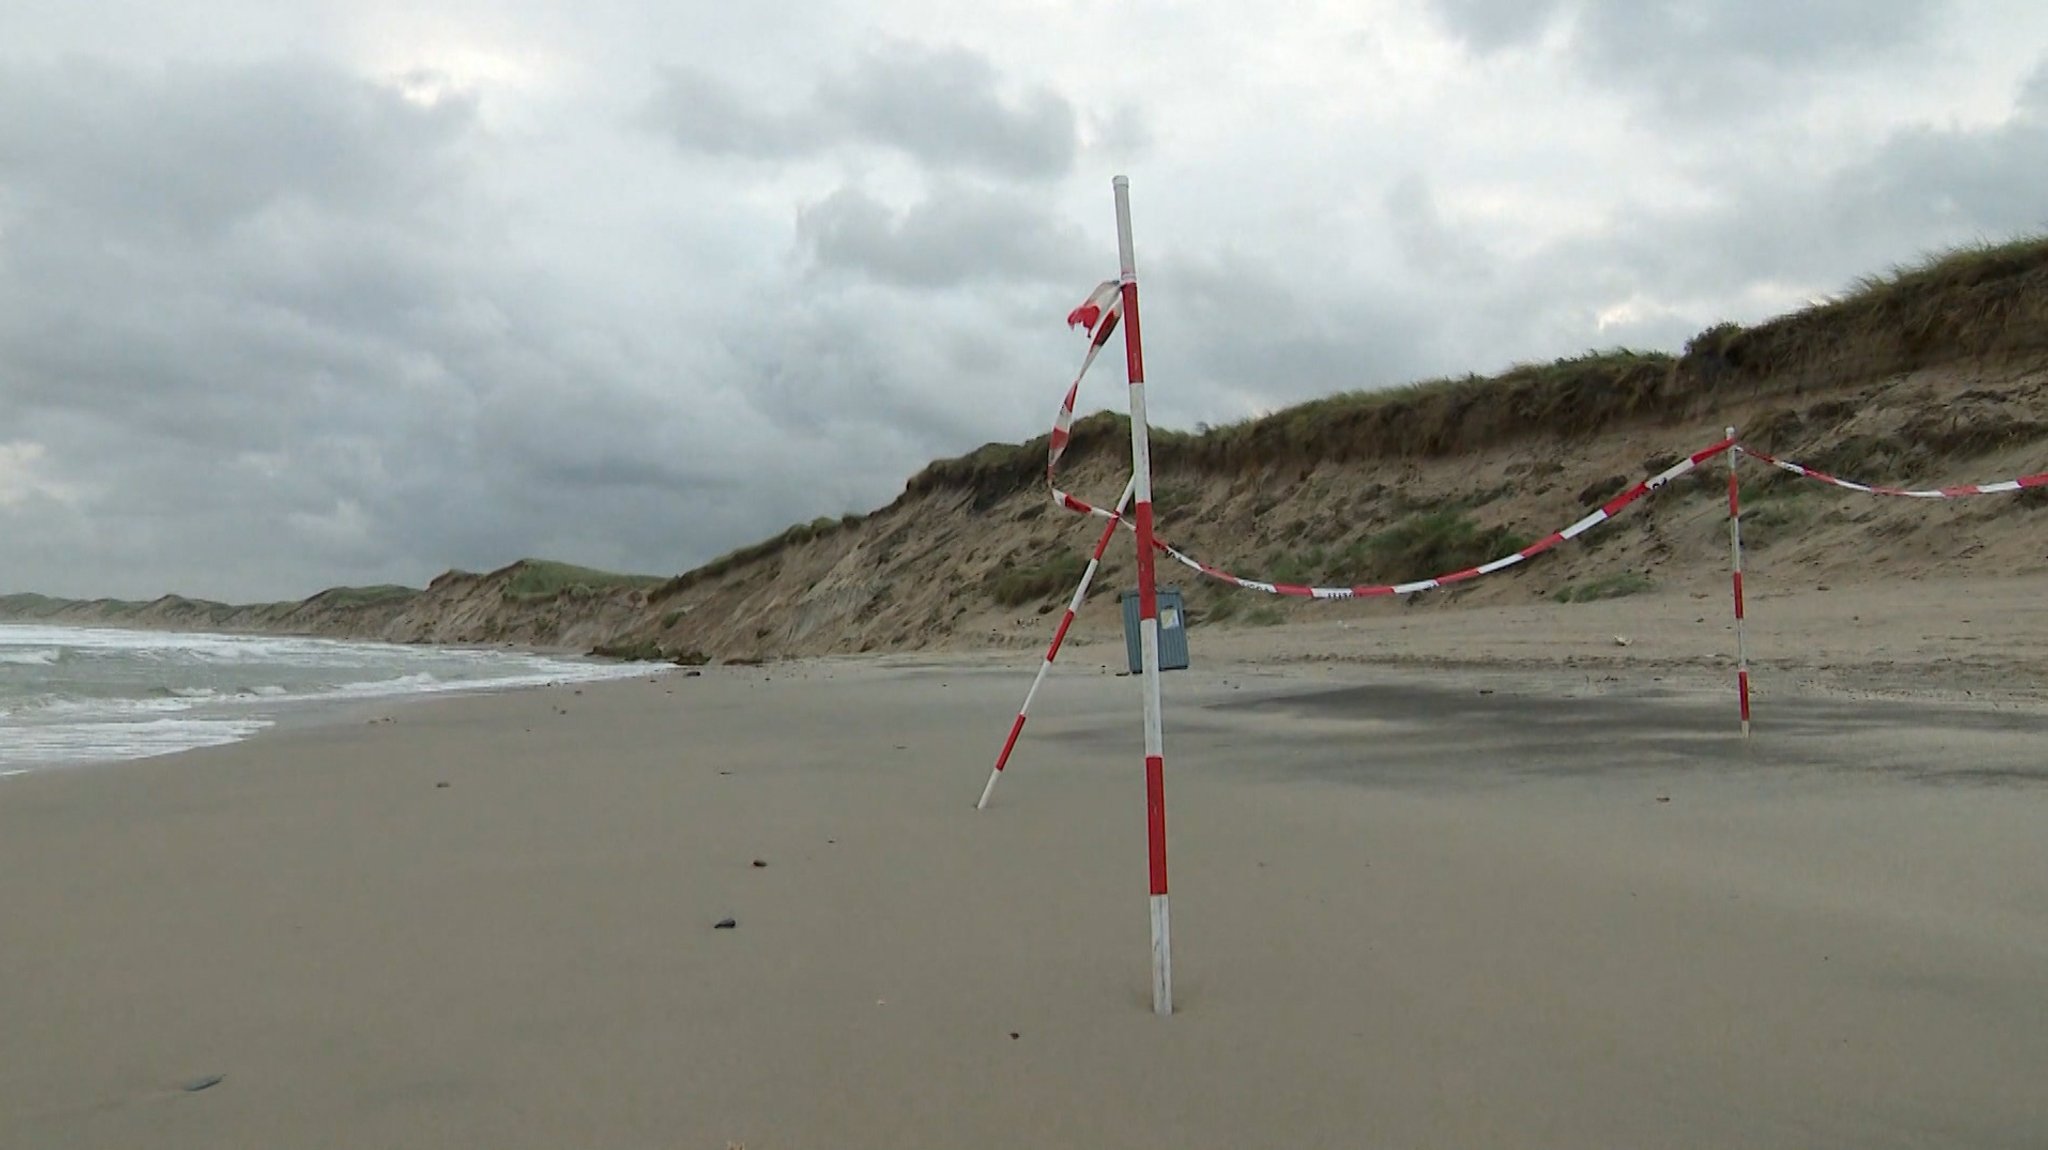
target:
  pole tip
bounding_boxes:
[1113,174,1129,189]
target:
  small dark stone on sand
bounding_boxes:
[1009,1032,1020,1040]
[184,1074,225,1093]
[436,782,450,789]
[719,770,732,776]
[1656,795,1671,803]
[714,918,737,929]
[752,859,767,868]
[685,670,702,677]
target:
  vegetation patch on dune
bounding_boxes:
[1352,511,1529,584]
[308,584,419,609]
[1554,572,1655,603]
[652,516,864,601]
[502,560,664,603]
[988,554,1089,607]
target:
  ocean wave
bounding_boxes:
[33,695,199,718]
[0,717,274,766]
[0,622,665,768]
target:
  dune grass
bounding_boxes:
[1554,572,1655,603]
[502,561,666,603]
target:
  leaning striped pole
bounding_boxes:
[977,477,1138,810]
[1114,175,1172,1016]
[1726,429,1752,737]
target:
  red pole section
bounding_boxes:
[1114,175,1171,1017]
[1727,429,1752,737]
[977,477,1137,810]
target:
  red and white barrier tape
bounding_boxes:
[1052,285,1733,597]
[1149,436,1732,599]
[1047,281,1126,523]
[1737,446,2048,498]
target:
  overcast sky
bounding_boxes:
[2,1,2044,600]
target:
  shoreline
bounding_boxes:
[0,623,671,775]
[16,566,2048,778]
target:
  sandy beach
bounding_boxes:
[5,591,2048,1148]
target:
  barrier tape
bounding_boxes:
[1147,438,1733,599]
[1051,284,1733,598]
[1048,281,1126,524]
[1736,446,2048,498]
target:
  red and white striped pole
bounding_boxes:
[977,477,1137,810]
[1114,175,1172,1016]
[1726,429,1752,737]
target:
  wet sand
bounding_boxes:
[3,653,2046,1148]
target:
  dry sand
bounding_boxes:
[5,589,2048,1148]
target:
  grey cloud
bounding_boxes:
[818,43,1075,180]
[1389,70,2048,379]
[1431,0,1941,119]
[1575,0,1934,69]
[1137,249,1441,424]
[642,65,819,159]
[2021,56,2048,118]
[647,41,1078,180]
[1385,173,1491,281]
[1429,0,1570,51]
[1575,0,1937,119]
[796,184,1089,289]
[1090,103,1153,158]
[0,58,474,240]
[0,57,844,599]
[1640,77,2048,300]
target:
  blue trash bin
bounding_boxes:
[1119,586,1190,674]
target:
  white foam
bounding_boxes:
[0,623,666,769]
[0,647,59,666]
[0,717,274,766]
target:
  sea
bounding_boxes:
[0,623,661,774]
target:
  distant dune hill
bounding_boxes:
[9,238,2048,661]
